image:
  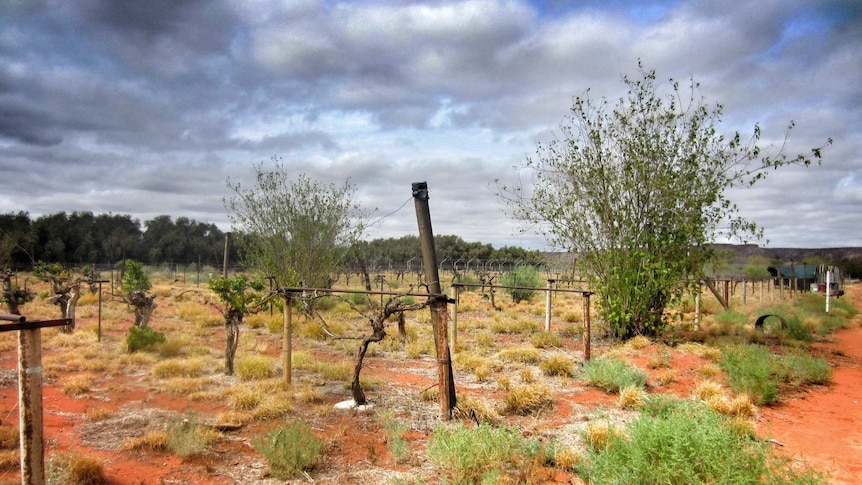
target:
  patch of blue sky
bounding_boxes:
[756,5,853,61]
[527,0,678,23]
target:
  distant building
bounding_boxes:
[767,263,844,296]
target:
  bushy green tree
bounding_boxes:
[498,64,829,338]
[225,158,367,289]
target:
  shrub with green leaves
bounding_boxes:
[581,357,647,393]
[581,398,824,484]
[125,325,166,353]
[253,421,322,479]
[501,265,542,303]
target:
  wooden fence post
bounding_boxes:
[412,182,456,419]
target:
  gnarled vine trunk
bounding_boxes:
[224,309,242,376]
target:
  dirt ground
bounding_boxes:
[0,281,859,484]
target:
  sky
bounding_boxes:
[0,0,860,250]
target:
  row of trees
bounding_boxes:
[0,211,544,274]
[0,211,233,268]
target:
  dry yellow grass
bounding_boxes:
[454,393,502,425]
[122,431,169,452]
[83,407,114,422]
[159,377,210,395]
[586,421,617,451]
[552,446,581,471]
[152,357,208,378]
[496,346,541,364]
[695,363,722,378]
[678,342,723,362]
[618,385,646,409]
[655,369,677,386]
[539,353,575,377]
[503,383,552,415]
[227,385,264,411]
[691,380,724,401]
[62,373,95,396]
[0,449,18,471]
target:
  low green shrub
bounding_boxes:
[581,357,647,393]
[581,398,824,484]
[427,422,538,484]
[125,325,166,353]
[253,421,322,479]
[720,345,779,405]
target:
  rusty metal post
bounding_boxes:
[583,292,592,361]
[18,327,44,485]
[283,293,293,386]
[412,182,456,419]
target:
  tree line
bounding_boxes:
[0,210,545,271]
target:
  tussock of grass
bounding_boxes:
[453,394,502,425]
[152,357,208,378]
[318,361,352,382]
[159,377,209,395]
[166,415,218,458]
[678,342,723,362]
[581,357,647,393]
[122,431,169,452]
[503,383,552,415]
[531,331,562,348]
[48,453,108,485]
[227,385,264,411]
[655,369,676,385]
[236,355,276,381]
[83,407,113,423]
[176,302,221,327]
[618,385,646,409]
[496,346,541,364]
[0,449,18,471]
[253,421,322,480]
[539,353,575,377]
[626,335,652,350]
[0,426,18,450]
[62,373,95,396]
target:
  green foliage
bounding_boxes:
[252,421,323,479]
[720,345,779,404]
[427,422,538,484]
[208,274,265,317]
[225,159,367,288]
[125,325,166,353]
[720,345,831,405]
[581,357,647,393]
[501,265,541,303]
[121,259,151,293]
[165,415,215,458]
[581,398,824,484]
[497,64,829,339]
